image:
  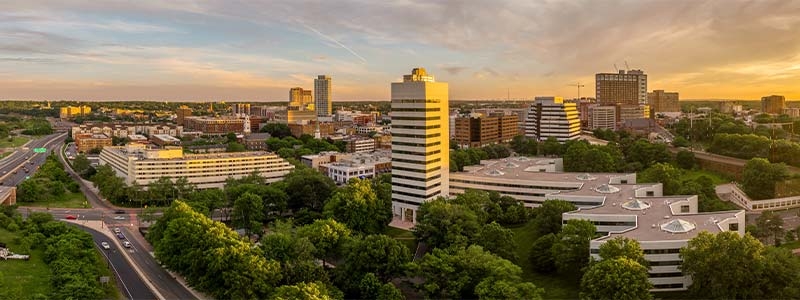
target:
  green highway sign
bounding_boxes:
[34,148,47,153]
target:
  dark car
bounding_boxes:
[114,210,126,214]
[117,233,125,239]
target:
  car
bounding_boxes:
[117,233,125,239]
[114,210,126,214]
[101,242,110,250]
[113,216,125,220]
[65,215,77,220]
[123,241,131,248]
[113,228,121,234]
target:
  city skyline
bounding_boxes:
[1,1,799,101]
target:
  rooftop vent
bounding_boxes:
[484,169,505,176]
[661,219,696,233]
[576,173,596,181]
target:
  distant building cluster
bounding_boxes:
[59,105,91,119]
[302,150,391,185]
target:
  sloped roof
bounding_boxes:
[661,219,696,233]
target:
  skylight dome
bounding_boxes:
[661,219,696,233]
[622,199,651,211]
[594,184,620,194]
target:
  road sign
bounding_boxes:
[33,147,46,153]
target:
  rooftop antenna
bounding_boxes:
[625,60,630,70]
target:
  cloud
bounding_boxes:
[441,65,468,75]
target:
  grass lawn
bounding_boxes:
[0,151,11,159]
[0,228,51,298]
[21,192,90,209]
[0,136,29,148]
[386,226,417,252]
[683,169,732,185]
[509,220,579,299]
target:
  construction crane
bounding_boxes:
[567,83,585,99]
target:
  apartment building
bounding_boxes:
[590,105,617,130]
[314,75,332,117]
[345,136,376,153]
[454,113,518,148]
[184,116,246,134]
[523,97,581,142]
[647,90,680,113]
[596,69,648,106]
[99,145,294,189]
[75,133,112,153]
[59,105,92,119]
[761,95,786,114]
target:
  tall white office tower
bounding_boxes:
[390,68,449,223]
[314,75,332,117]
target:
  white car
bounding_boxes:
[113,216,125,220]
[123,241,131,248]
[101,242,110,250]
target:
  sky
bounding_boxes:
[0,0,799,101]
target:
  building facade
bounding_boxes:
[523,97,581,142]
[761,95,786,114]
[390,68,449,223]
[453,113,518,148]
[176,106,193,126]
[647,90,680,113]
[314,75,332,117]
[184,116,246,134]
[345,136,376,153]
[590,105,617,130]
[99,145,294,189]
[75,133,112,153]
[289,87,314,110]
[596,70,648,106]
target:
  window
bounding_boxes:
[729,223,739,231]
[646,191,654,196]
[681,205,690,213]
[620,180,628,184]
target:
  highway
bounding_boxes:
[74,224,157,300]
[0,133,66,187]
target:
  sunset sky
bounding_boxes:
[1,0,799,101]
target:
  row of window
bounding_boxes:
[393,173,442,182]
[391,141,442,147]
[449,179,581,191]
[649,272,683,278]
[653,283,684,289]
[393,149,441,156]
[569,220,637,227]
[392,108,441,112]
[393,132,442,139]
[392,157,441,165]
[393,165,442,173]
[392,99,441,104]
[392,124,442,130]
[393,181,441,191]
[393,189,442,199]
[392,116,441,121]
[643,248,681,255]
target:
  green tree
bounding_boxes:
[529,233,557,273]
[233,192,264,237]
[532,199,577,236]
[552,219,596,276]
[271,282,341,300]
[638,163,683,195]
[72,154,92,177]
[742,158,788,200]
[598,236,648,267]
[413,199,481,249]
[675,150,696,169]
[755,211,785,245]
[580,258,652,300]
[358,273,405,300]
[413,245,542,299]
[474,222,518,262]
[541,137,563,156]
[760,247,800,298]
[261,123,292,138]
[341,234,411,281]
[297,219,352,267]
[281,167,337,212]
[323,179,392,234]
[680,231,765,299]
[227,142,246,152]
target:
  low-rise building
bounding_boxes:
[320,151,391,185]
[590,105,617,130]
[448,156,745,292]
[75,133,112,153]
[99,145,294,189]
[150,134,181,147]
[184,116,246,134]
[301,151,350,170]
[345,136,375,153]
[243,132,271,150]
[60,105,91,119]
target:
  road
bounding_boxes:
[73,223,157,300]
